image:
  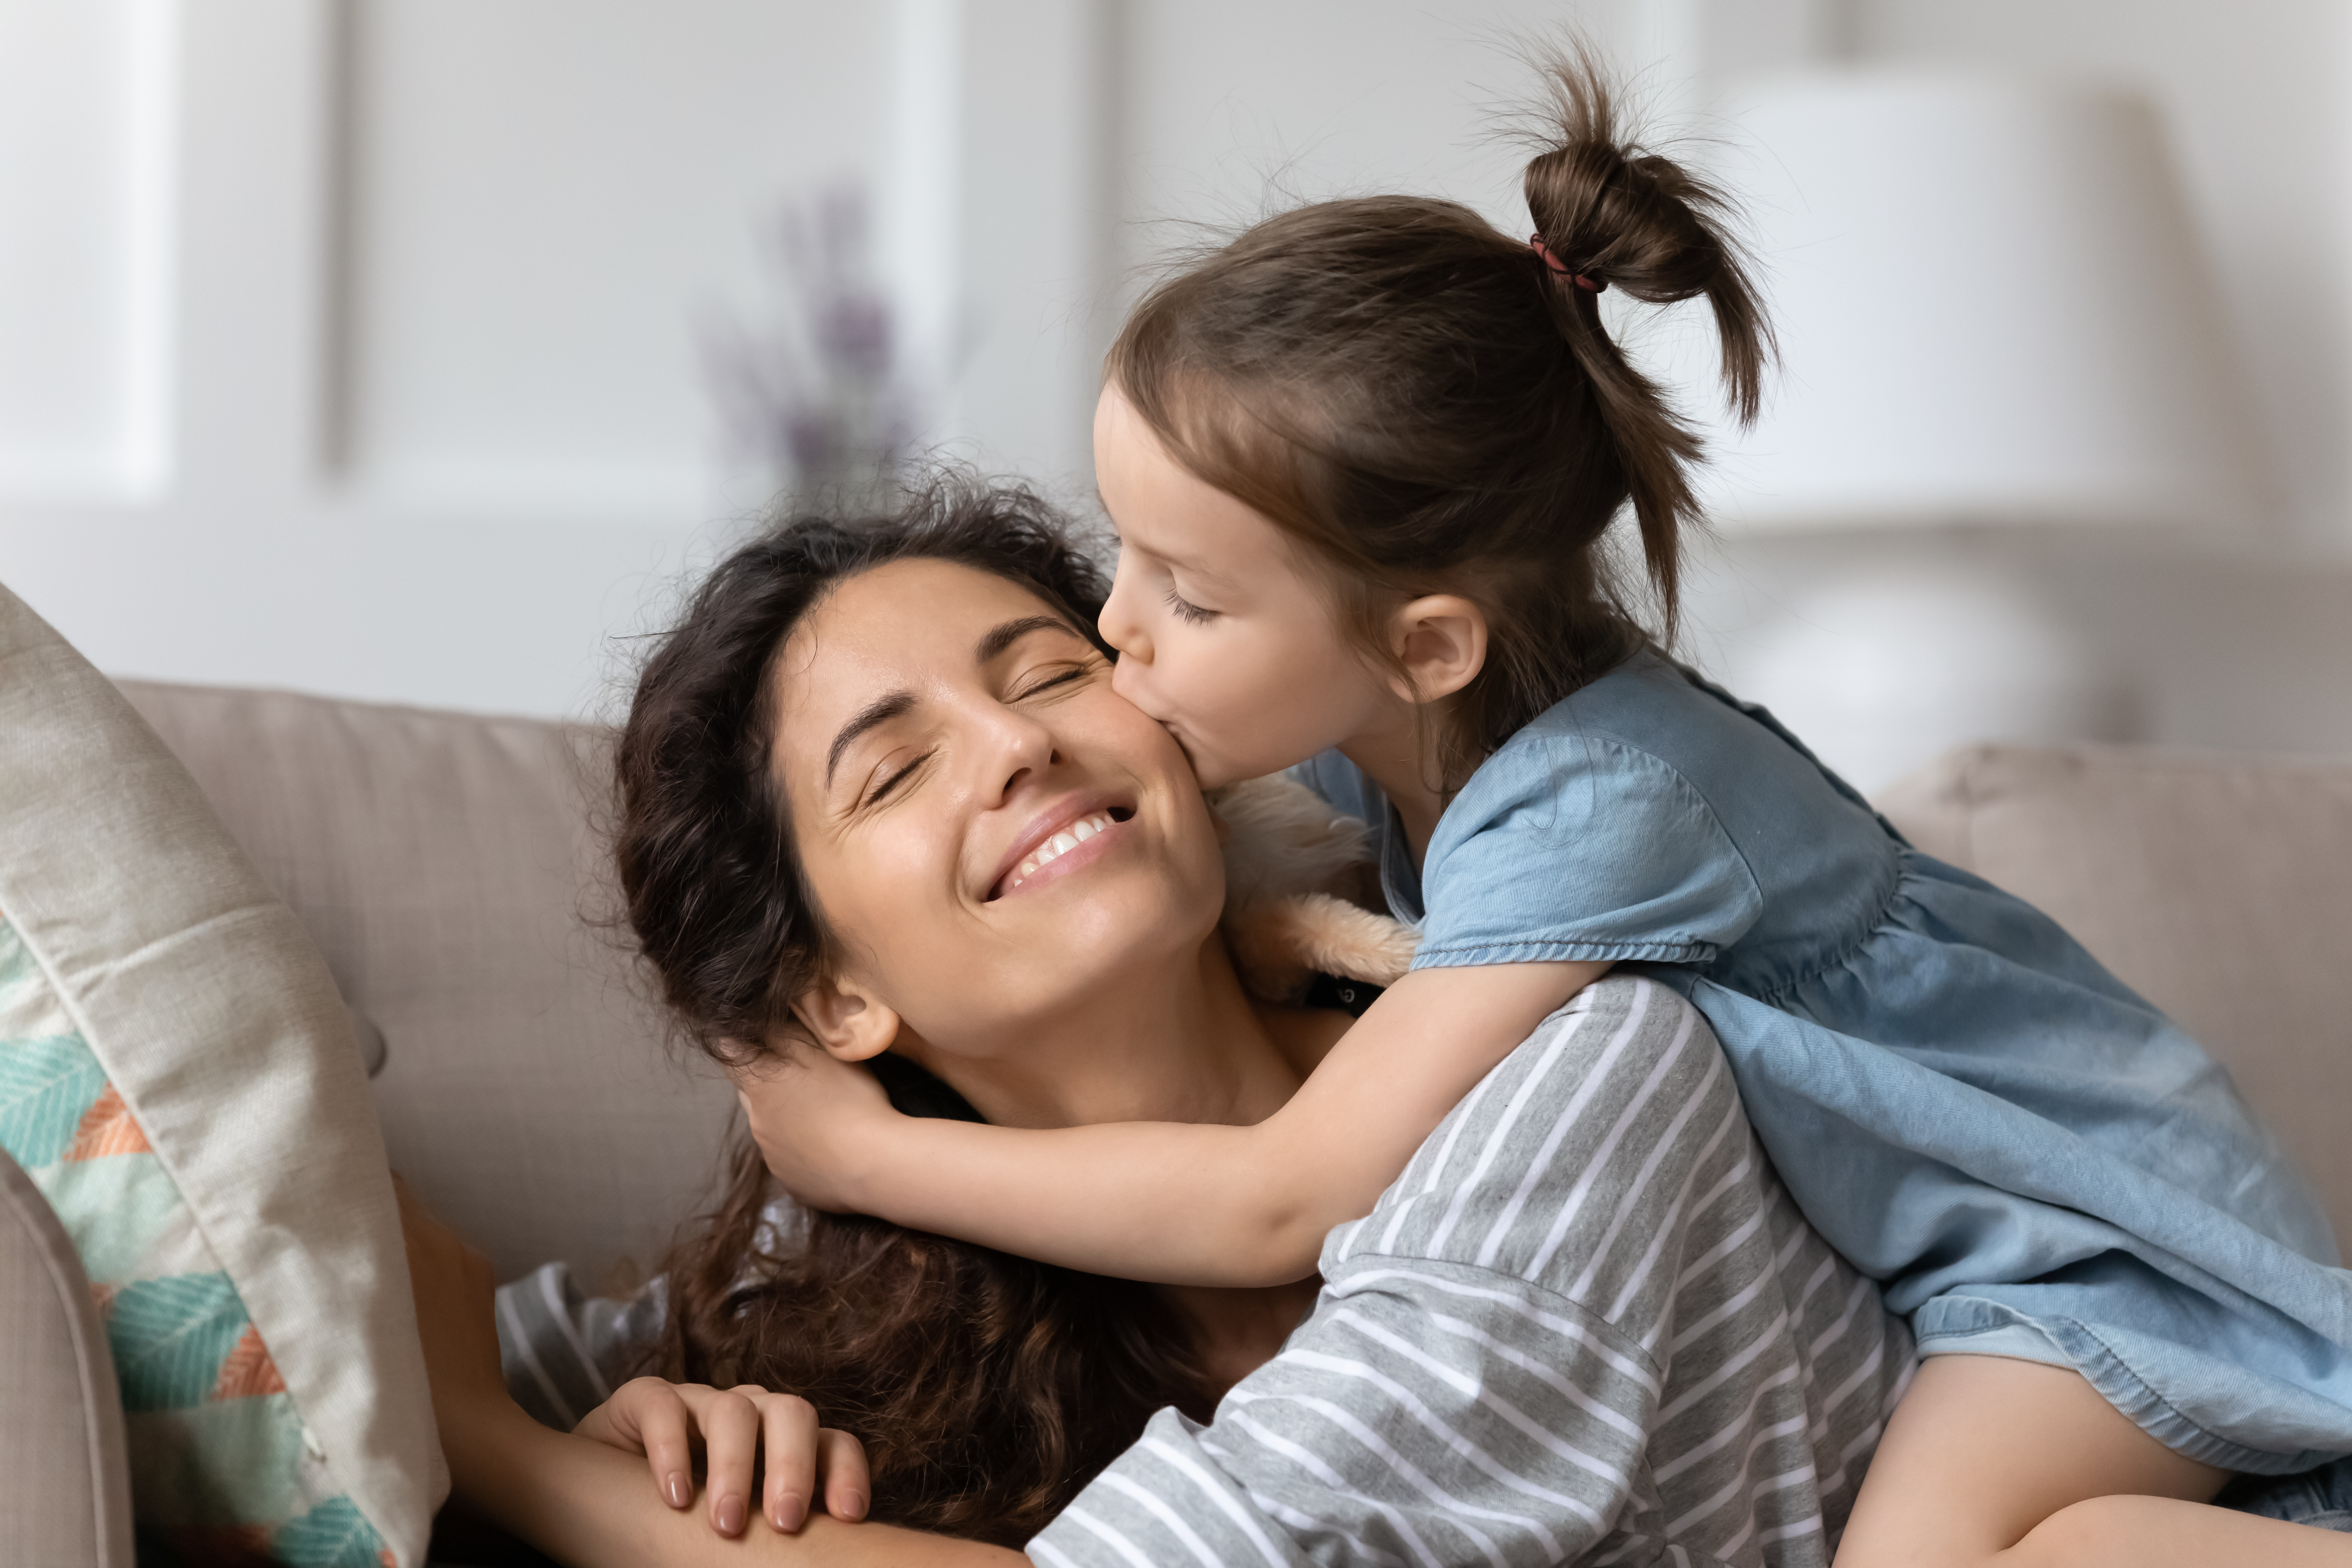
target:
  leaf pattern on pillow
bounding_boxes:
[274,1495,397,1568]
[0,1033,107,1168]
[68,1081,151,1160]
[107,1272,249,1412]
[0,919,390,1567]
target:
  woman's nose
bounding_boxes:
[977,705,1059,804]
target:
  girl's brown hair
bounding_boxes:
[1108,47,1768,781]
[613,478,1204,1545]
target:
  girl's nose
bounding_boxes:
[1110,652,1152,709]
[1097,562,1152,665]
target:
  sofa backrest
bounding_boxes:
[1880,742,2352,1250]
[115,680,736,1290]
[114,679,2352,1279]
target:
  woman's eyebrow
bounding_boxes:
[825,690,917,788]
[974,614,1083,664]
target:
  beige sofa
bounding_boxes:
[7,681,2351,1564]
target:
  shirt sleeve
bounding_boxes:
[495,1263,667,1430]
[1413,733,1764,968]
[1025,1266,1660,1568]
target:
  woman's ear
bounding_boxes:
[1382,593,1489,705]
[789,974,903,1063]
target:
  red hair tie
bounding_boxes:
[1530,236,1604,293]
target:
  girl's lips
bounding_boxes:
[988,808,1131,900]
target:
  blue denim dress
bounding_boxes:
[1296,651,2352,1473]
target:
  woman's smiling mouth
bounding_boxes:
[988,805,1135,900]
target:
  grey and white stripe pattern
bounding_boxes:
[1031,975,1915,1568]
[495,1262,666,1431]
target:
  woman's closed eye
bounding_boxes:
[863,751,930,807]
[1012,664,1095,701]
[858,664,1094,807]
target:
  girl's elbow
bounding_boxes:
[1228,1208,1332,1287]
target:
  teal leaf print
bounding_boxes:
[108,1272,250,1413]
[0,1032,106,1169]
[273,1495,387,1568]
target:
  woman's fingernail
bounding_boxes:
[842,1492,869,1522]
[775,1495,807,1532]
[715,1494,747,1536]
[663,1472,691,1509]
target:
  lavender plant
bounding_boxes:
[706,186,924,511]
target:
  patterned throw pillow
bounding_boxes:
[0,918,390,1568]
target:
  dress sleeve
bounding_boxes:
[1285,749,1385,828]
[1412,733,1764,968]
[1024,1268,1658,1568]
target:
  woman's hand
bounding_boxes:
[576,1376,872,1538]
[733,1047,900,1213]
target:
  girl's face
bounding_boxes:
[767,557,1227,1060]
[1094,386,1396,788]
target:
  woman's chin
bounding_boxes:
[938,888,1219,1035]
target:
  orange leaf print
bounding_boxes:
[65,1083,150,1161]
[212,1321,287,1402]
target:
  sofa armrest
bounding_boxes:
[0,1146,133,1567]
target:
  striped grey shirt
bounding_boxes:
[495,1263,665,1431]
[1029,975,1915,1568]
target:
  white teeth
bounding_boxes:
[1002,813,1116,893]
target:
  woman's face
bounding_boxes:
[767,558,1227,1063]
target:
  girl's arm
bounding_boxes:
[748,958,1607,1287]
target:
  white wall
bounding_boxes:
[2,0,2347,766]
[0,0,1107,719]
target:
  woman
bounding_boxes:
[405,478,1915,1566]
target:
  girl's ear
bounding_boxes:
[1383,593,1489,705]
[790,975,903,1063]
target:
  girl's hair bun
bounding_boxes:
[1522,45,1771,422]
[1104,40,1777,774]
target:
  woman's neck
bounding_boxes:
[900,932,1308,1133]
[897,936,1351,1398]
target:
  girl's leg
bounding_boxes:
[1834,1354,2352,1567]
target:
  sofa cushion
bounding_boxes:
[1879,742,2352,1248]
[0,584,440,1565]
[112,682,737,1291]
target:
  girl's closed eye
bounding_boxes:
[1164,586,1217,625]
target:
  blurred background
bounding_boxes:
[2,0,2347,795]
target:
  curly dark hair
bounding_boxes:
[613,475,1206,1546]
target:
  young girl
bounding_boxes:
[751,56,2352,1565]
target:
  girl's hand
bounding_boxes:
[575,1376,872,1537]
[732,1047,900,1212]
